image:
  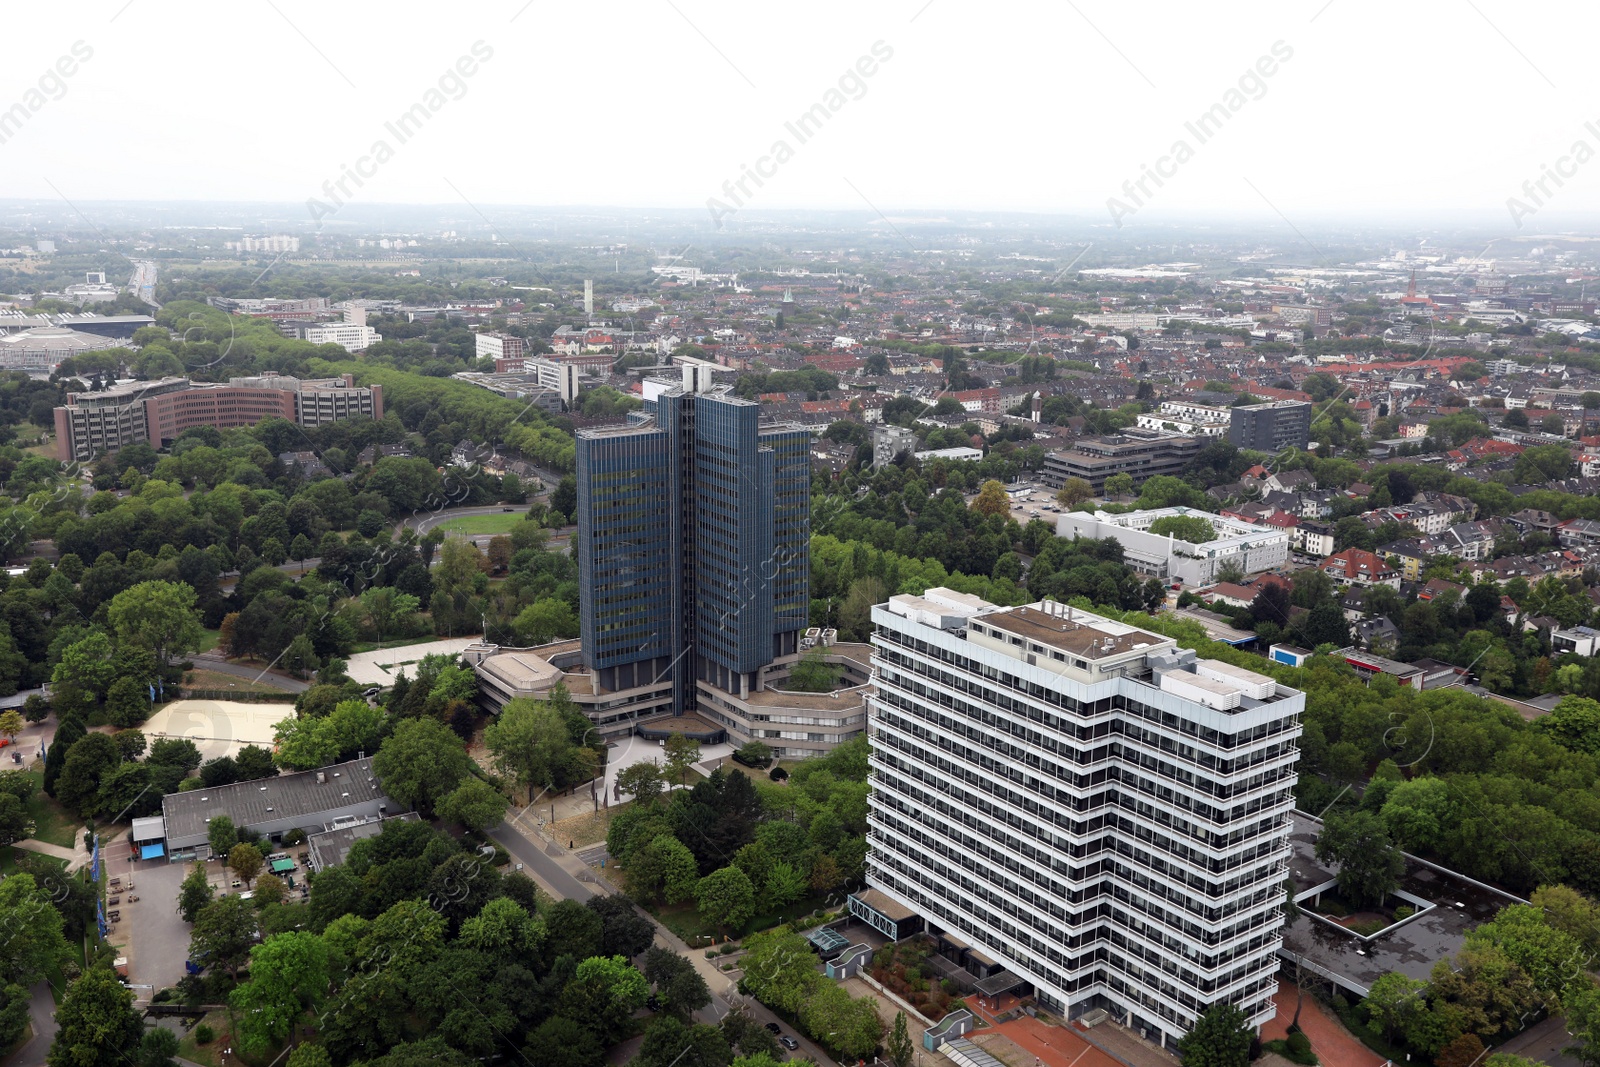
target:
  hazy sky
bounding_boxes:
[5,1,1599,233]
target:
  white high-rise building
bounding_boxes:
[854,590,1301,1049]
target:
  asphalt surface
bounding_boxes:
[12,981,55,1066]
[189,653,310,693]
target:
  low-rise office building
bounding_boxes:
[1055,506,1290,586]
[1042,431,1202,493]
[156,757,396,859]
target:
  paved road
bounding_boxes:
[402,505,529,537]
[11,981,55,1066]
[189,653,310,693]
[488,820,595,902]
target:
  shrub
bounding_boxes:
[769,767,788,782]
[195,1024,215,1044]
[1349,918,1387,937]
[1393,904,1414,920]
[281,828,307,847]
[1319,901,1348,918]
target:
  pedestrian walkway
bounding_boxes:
[9,981,55,1067]
[1260,981,1385,1067]
[12,837,88,872]
[965,993,1125,1067]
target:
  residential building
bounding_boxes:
[574,368,814,738]
[1042,431,1202,493]
[1136,400,1232,438]
[872,424,917,468]
[857,592,1302,1048]
[475,332,525,363]
[1228,401,1311,453]
[1296,522,1335,557]
[1552,625,1600,658]
[1320,549,1401,589]
[53,373,382,463]
[1055,507,1290,586]
[292,316,381,353]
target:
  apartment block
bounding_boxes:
[1228,401,1311,453]
[855,590,1301,1048]
[1042,431,1202,493]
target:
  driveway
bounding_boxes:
[189,653,309,693]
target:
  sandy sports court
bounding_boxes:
[140,699,296,761]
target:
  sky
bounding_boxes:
[4,0,1600,234]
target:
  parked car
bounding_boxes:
[764,1022,781,1034]
[778,1036,799,1051]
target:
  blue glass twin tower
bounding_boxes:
[575,374,810,712]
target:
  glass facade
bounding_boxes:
[576,388,809,708]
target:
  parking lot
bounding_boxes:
[105,855,193,1003]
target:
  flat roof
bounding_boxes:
[981,605,1168,661]
[161,757,392,844]
[851,886,918,923]
[1281,811,1524,995]
[306,812,419,871]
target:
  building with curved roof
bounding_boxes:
[0,326,129,371]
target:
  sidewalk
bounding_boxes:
[1260,981,1385,1067]
[12,837,89,873]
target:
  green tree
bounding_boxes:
[522,1017,604,1067]
[799,982,883,1062]
[0,874,69,985]
[207,814,237,857]
[664,732,701,786]
[1362,971,1426,1042]
[1315,810,1404,908]
[887,1010,914,1067]
[1104,472,1136,500]
[1149,514,1215,544]
[695,866,756,932]
[372,716,471,816]
[512,598,580,645]
[0,984,30,1055]
[189,895,260,980]
[47,967,143,1067]
[229,930,331,1053]
[484,696,595,802]
[229,842,264,887]
[55,733,121,817]
[104,677,149,729]
[437,777,509,833]
[739,927,820,1015]
[556,955,649,1045]
[1056,476,1094,508]
[359,587,420,644]
[615,760,665,806]
[1176,1002,1251,1067]
[177,862,212,923]
[106,580,203,670]
[764,862,806,908]
[971,480,1009,518]
[643,947,712,1019]
[51,632,116,701]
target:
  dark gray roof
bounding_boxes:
[161,757,390,842]
[1281,811,1524,995]
[306,812,420,871]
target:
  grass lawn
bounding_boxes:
[434,512,526,537]
[551,802,630,849]
[197,628,221,654]
[18,770,80,848]
[181,668,288,696]
[176,1008,290,1067]
[652,893,837,946]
